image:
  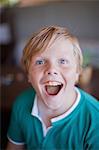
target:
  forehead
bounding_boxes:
[38,37,74,57]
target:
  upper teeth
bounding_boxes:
[45,81,62,86]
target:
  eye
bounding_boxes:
[59,58,69,65]
[35,59,45,65]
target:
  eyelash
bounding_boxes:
[35,59,45,65]
[35,58,69,66]
[58,59,69,65]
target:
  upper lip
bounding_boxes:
[43,81,63,86]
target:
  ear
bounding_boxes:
[28,74,31,83]
[75,72,80,84]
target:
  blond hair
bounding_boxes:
[22,26,83,73]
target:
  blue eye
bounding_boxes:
[35,59,45,65]
[59,58,69,64]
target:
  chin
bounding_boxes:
[42,94,63,110]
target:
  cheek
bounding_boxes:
[28,71,38,85]
[63,69,78,82]
[28,67,44,87]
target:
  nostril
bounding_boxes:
[48,72,58,75]
[54,72,58,75]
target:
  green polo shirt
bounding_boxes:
[7,87,99,150]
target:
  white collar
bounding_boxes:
[31,87,81,123]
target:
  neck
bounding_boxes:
[37,89,77,127]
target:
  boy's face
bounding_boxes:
[28,37,79,110]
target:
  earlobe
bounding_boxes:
[75,73,79,84]
[28,78,30,83]
[76,73,79,80]
[28,75,31,83]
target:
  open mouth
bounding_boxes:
[45,81,63,96]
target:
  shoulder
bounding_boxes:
[16,87,35,100]
[76,88,99,136]
[78,88,99,113]
[12,87,36,113]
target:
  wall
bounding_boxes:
[10,1,99,67]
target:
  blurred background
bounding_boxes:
[0,0,99,149]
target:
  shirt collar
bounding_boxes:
[31,95,39,118]
[31,87,81,123]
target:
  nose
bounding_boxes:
[48,72,58,75]
[45,63,58,76]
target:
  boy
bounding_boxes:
[7,26,99,150]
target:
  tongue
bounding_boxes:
[46,85,60,95]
